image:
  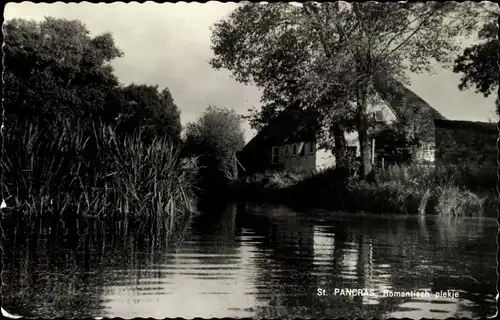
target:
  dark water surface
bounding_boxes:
[2,202,497,318]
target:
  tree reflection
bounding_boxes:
[1,213,193,318]
[2,206,495,319]
[234,205,496,319]
[188,201,241,264]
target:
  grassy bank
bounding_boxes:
[229,164,497,217]
[2,118,199,234]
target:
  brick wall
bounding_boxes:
[434,120,498,171]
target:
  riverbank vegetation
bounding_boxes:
[2,117,198,232]
[229,163,497,217]
[1,17,198,234]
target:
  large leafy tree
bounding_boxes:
[3,17,182,142]
[3,17,123,124]
[453,5,499,102]
[211,2,487,180]
[111,84,182,142]
[184,106,245,190]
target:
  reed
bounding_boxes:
[2,117,199,232]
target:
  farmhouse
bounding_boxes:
[345,79,447,164]
[238,79,451,174]
[236,105,320,175]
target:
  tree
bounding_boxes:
[184,106,245,190]
[210,2,486,180]
[3,17,183,143]
[453,6,499,100]
[111,84,182,142]
[3,17,123,124]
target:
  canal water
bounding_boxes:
[1,202,497,318]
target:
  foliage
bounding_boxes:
[243,103,284,133]
[371,123,419,165]
[378,163,497,192]
[184,106,246,188]
[3,17,182,142]
[3,17,122,123]
[434,185,484,217]
[238,169,317,190]
[210,2,483,179]
[110,84,182,142]
[1,118,198,231]
[233,162,494,217]
[453,5,499,98]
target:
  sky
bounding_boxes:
[5,1,498,163]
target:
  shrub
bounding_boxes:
[184,106,245,191]
[377,163,436,191]
[433,185,485,217]
[372,124,418,165]
[231,162,494,217]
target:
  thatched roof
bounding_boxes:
[241,105,319,154]
[242,79,446,152]
[374,79,447,139]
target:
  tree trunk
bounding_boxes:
[332,122,348,169]
[356,89,373,181]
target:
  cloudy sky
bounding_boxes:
[5,2,498,146]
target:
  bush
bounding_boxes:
[377,163,436,190]
[372,125,418,165]
[434,185,485,217]
[434,164,497,190]
[184,106,245,192]
[375,164,491,216]
[231,162,494,217]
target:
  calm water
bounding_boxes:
[2,202,497,318]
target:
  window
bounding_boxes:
[271,146,280,164]
[299,142,305,156]
[308,142,315,154]
[285,145,290,157]
[292,144,297,156]
[374,110,384,122]
[423,144,435,161]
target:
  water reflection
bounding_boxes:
[2,203,497,318]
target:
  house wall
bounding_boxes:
[316,149,335,170]
[435,120,497,171]
[237,146,273,175]
[369,102,398,124]
[279,141,316,171]
[239,141,316,174]
[283,151,316,171]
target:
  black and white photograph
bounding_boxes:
[1,1,498,319]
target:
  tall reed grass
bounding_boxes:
[2,117,199,234]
